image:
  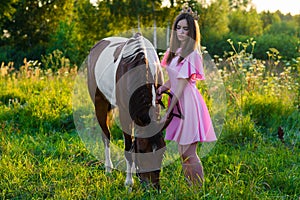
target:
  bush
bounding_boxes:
[220,113,261,145]
[41,49,72,71]
[255,34,299,60]
[0,61,76,133]
[242,93,294,134]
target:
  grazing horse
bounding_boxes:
[87,33,170,189]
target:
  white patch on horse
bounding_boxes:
[125,157,134,186]
[94,37,127,106]
[104,144,113,173]
[152,84,156,107]
[122,40,145,63]
[94,36,160,108]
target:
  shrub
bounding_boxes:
[220,113,261,145]
[242,93,294,134]
[255,34,299,60]
[0,60,76,133]
[41,49,72,71]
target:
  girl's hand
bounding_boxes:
[156,86,162,99]
[157,85,164,94]
[156,85,166,102]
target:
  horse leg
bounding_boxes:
[94,89,113,173]
[123,126,134,186]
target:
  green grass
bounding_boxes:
[0,57,299,199]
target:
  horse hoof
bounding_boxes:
[125,184,133,193]
[125,179,134,187]
[105,166,113,173]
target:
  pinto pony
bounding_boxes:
[87,33,169,189]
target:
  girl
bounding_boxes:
[157,7,217,186]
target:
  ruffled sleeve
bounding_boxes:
[160,49,170,68]
[177,50,205,81]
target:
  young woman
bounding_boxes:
[157,7,217,186]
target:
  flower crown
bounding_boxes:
[180,3,199,20]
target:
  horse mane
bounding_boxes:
[112,42,126,63]
[122,38,147,65]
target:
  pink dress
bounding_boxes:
[161,48,217,145]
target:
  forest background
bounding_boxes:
[0,0,299,68]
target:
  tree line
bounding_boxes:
[0,0,299,68]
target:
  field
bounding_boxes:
[0,45,299,199]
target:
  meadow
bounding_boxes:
[0,41,299,199]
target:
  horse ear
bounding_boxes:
[134,32,142,38]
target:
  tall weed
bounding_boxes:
[218,38,299,145]
[0,59,77,133]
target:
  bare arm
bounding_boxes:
[161,78,189,122]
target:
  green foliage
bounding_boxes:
[243,94,293,131]
[41,49,72,71]
[228,0,250,10]
[200,0,230,42]
[219,37,299,147]
[228,8,263,36]
[0,60,76,133]
[265,21,299,37]
[221,113,261,145]
[260,11,281,30]
[255,33,299,60]
[0,0,17,28]
[74,0,111,48]
[0,0,74,66]
[47,21,79,65]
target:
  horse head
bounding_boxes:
[133,131,166,190]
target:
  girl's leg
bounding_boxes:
[178,142,204,186]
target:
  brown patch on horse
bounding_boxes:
[94,87,112,143]
[116,51,151,127]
